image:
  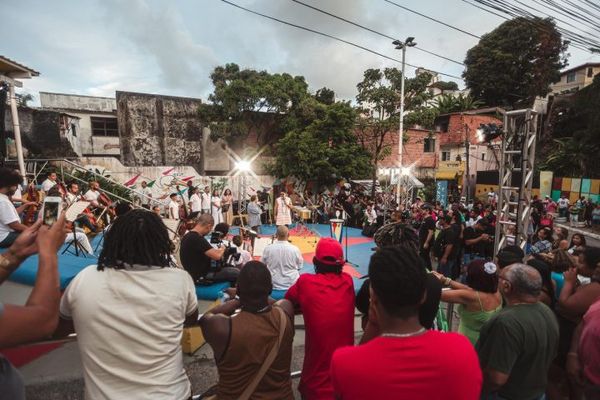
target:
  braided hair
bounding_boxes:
[373,222,419,251]
[98,209,173,270]
[369,246,427,318]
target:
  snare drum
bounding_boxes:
[298,208,312,221]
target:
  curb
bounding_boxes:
[555,223,600,241]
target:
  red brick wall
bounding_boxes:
[439,114,502,146]
[377,128,438,169]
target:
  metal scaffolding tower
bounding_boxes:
[494,109,539,254]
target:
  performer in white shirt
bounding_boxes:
[167,193,180,220]
[274,191,292,226]
[364,204,377,225]
[0,168,35,247]
[201,186,211,215]
[188,187,202,216]
[261,226,303,290]
[41,172,58,193]
[211,190,223,224]
[139,181,153,209]
[83,181,101,208]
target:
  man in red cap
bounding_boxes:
[285,237,355,399]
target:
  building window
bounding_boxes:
[441,151,450,161]
[481,153,485,161]
[566,71,576,83]
[588,67,594,78]
[424,137,435,153]
[71,123,77,137]
[91,117,118,137]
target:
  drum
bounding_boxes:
[298,208,312,221]
[329,218,345,242]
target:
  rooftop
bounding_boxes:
[0,55,39,79]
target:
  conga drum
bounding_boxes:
[329,218,345,243]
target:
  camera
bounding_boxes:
[210,231,225,244]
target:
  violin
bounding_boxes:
[23,183,41,226]
[56,180,67,198]
[98,192,116,218]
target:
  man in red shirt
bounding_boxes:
[285,238,354,399]
[330,246,482,400]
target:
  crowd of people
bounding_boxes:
[1,166,600,399]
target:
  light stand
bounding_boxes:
[343,217,360,269]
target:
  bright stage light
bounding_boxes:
[236,160,252,172]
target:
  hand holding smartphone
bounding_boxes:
[41,196,62,226]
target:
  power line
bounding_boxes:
[289,0,465,66]
[470,0,600,53]
[219,0,464,79]
[383,0,482,39]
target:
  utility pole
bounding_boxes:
[392,37,417,207]
[464,123,470,202]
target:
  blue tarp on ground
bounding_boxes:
[2,224,374,300]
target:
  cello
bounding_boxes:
[23,183,41,226]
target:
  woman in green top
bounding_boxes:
[433,259,502,345]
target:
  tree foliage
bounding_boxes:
[314,87,335,105]
[269,101,371,184]
[433,93,484,114]
[432,81,459,91]
[463,17,568,108]
[539,75,600,177]
[198,63,310,145]
[355,68,434,196]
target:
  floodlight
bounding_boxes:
[236,160,251,172]
[476,123,503,143]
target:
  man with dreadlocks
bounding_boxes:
[55,209,198,400]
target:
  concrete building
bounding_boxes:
[39,92,119,157]
[550,62,600,94]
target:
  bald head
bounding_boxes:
[503,263,542,297]
[196,213,214,227]
[276,225,289,241]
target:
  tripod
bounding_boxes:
[62,224,88,257]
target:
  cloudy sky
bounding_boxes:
[2,0,598,104]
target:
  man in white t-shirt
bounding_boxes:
[41,172,57,193]
[139,181,153,209]
[168,193,180,220]
[83,181,101,208]
[557,195,570,219]
[56,209,198,400]
[201,186,211,214]
[0,169,35,248]
[188,187,202,217]
[261,225,303,290]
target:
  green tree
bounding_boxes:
[539,75,600,177]
[269,101,371,184]
[432,81,459,91]
[198,63,310,146]
[355,68,434,197]
[433,93,483,114]
[314,87,335,105]
[463,17,568,108]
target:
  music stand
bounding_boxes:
[62,224,88,257]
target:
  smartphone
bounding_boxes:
[42,196,62,226]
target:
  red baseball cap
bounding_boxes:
[314,237,344,266]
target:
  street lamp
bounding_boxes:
[392,37,417,206]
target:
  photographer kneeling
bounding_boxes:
[180,214,240,284]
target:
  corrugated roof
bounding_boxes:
[0,55,40,76]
